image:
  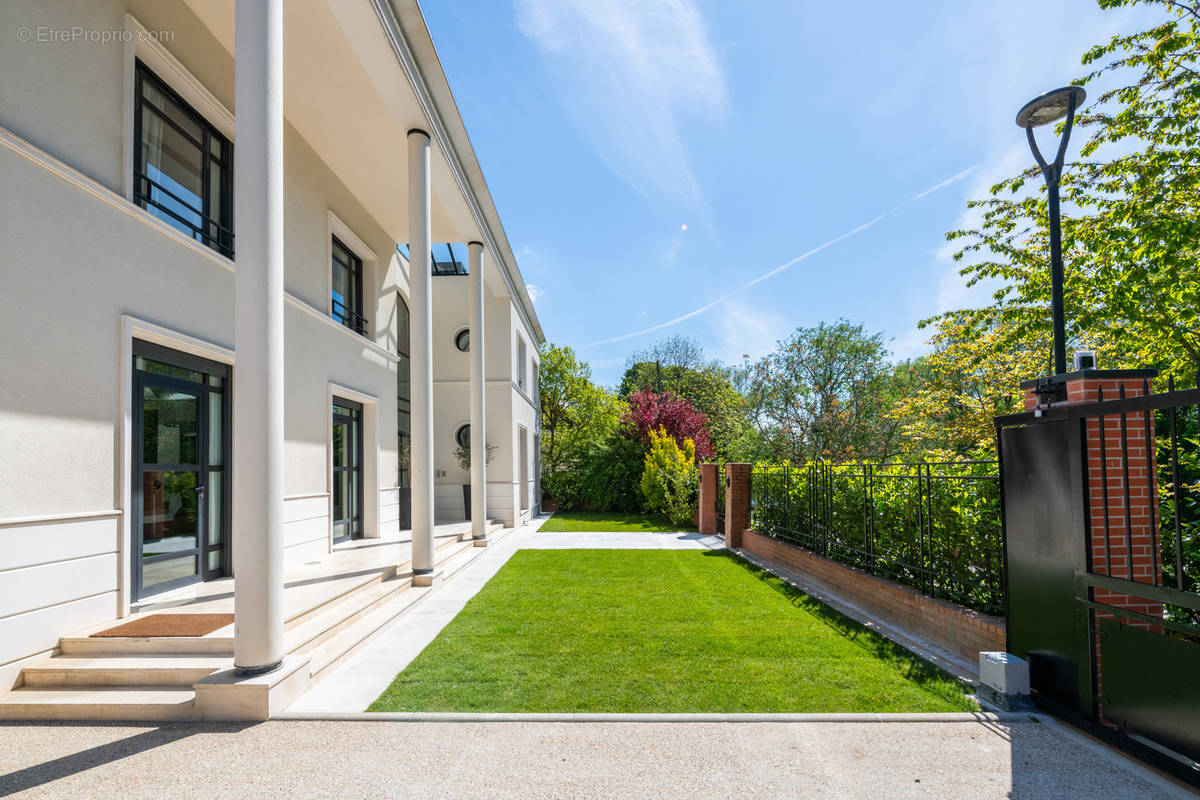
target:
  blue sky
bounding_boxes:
[421,0,1157,388]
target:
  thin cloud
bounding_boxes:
[515,0,726,226]
[585,166,977,347]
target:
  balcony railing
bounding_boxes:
[332,297,368,336]
[134,171,234,258]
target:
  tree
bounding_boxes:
[938,0,1200,392]
[621,389,714,461]
[539,343,621,476]
[743,320,898,462]
[620,342,752,461]
[890,318,1047,458]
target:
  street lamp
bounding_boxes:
[1016,85,1086,376]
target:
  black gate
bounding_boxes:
[996,378,1200,783]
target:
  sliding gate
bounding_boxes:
[996,381,1200,782]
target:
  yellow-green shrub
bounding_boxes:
[639,426,698,528]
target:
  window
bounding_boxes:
[133,61,233,257]
[455,424,471,450]
[397,294,410,489]
[517,335,528,389]
[454,329,470,352]
[331,236,367,335]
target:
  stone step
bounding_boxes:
[304,524,505,686]
[0,687,196,721]
[284,575,413,656]
[59,635,235,657]
[20,656,229,688]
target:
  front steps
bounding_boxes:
[0,521,505,721]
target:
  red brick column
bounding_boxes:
[1020,369,1162,629]
[698,464,718,535]
[725,463,752,549]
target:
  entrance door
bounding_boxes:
[332,398,364,542]
[133,342,229,600]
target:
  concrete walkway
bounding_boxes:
[0,718,1191,799]
[288,521,723,712]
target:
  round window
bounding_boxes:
[455,424,470,449]
[454,329,470,352]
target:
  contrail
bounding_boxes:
[585,165,978,347]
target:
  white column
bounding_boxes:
[233,0,285,675]
[408,129,436,584]
[468,241,487,543]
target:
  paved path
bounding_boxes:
[0,718,1191,799]
[289,522,722,712]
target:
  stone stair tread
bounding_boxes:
[305,526,503,680]
[284,575,413,655]
[0,687,195,705]
[24,656,230,670]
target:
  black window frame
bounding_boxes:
[133,60,234,258]
[332,236,368,336]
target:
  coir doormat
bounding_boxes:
[91,613,234,638]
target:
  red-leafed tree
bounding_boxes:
[621,389,713,461]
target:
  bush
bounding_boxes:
[541,468,583,511]
[579,434,646,512]
[639,427,698,528]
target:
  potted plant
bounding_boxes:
[454,441,496,520]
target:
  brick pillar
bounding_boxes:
[725,463,752,549]
[698,464,718,535]
[1020,369,1162,632]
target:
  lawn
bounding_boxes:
[369,550,974,713]
[537,510,694,532]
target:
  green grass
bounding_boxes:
[537,510,694,532]
[368,550,975,713]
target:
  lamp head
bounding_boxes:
[1015,86,1087,129]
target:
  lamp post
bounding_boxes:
[1016,85,1086,376]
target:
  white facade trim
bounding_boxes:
[0,509,122,528]
[327,383,380,546]
[284,291,400,364]
[0,125,236,274]
[118,315,236,618]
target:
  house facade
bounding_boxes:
[0,0,542,691]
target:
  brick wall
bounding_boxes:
[724,463,751,549]
[741,529,1005,664]
[698,464,718,536]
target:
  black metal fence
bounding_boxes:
[751,461,1004,614]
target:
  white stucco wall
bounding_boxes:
[0,0,409,681]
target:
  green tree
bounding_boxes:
[744,320,898,462]
[619,336,753,461]
[539,342,622,479]
[938,0,1200,390]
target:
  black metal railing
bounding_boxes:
[332,297,368,336]
[751,460,1004,614]
[134,171,234,257]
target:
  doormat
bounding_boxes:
[91,613,234,638]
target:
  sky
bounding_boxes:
[419,0,1158,388]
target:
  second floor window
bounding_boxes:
[332,236,367,335]
[134,61,233,257]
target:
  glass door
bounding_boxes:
[332,399,363,542]
[133,343,229,600]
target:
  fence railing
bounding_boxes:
[750,461,1004,615]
